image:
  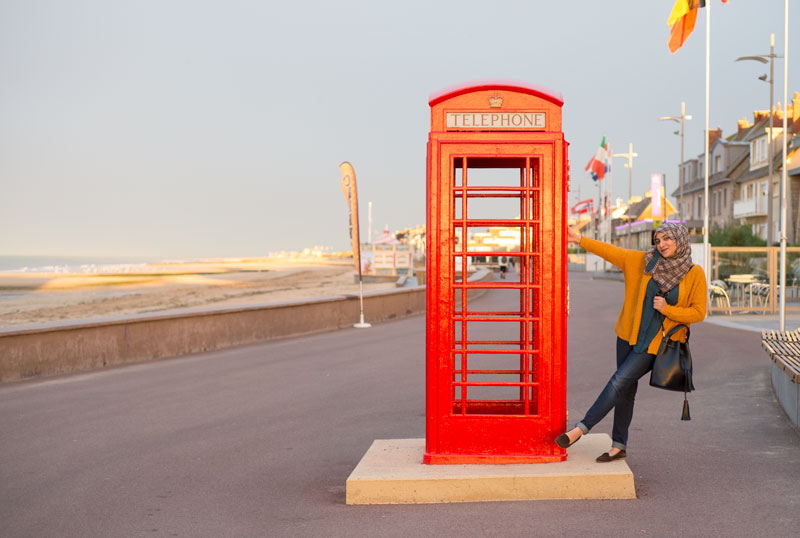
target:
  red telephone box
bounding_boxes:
[425,80,569,464]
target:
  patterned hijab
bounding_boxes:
[644,222,693,292]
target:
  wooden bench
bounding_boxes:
[761,329,800,383]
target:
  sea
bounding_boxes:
[0,255,173,274]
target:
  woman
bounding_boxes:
[556,222,706,462]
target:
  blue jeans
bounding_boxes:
[576,337,656,451]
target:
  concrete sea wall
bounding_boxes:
[0,270,492,382]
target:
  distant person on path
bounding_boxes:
[499,256,508,279]
[556,223,706,462]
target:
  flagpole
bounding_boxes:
[607,144,613,247]
[604,142,614,243]
[703,0,711,290]
[780,0,789,331]
[354,209,371,328]
[597,177,601,239]
[603,159,609,268]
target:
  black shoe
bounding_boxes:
[596,450,627,463]
[555,433,579,449]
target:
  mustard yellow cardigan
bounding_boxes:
[579,236,707,354]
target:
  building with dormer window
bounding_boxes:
[734,109,784,241]
[673,92,800,244]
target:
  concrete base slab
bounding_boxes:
[346,434,635,504]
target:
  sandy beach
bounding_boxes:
[0,258,398,327]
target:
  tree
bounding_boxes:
[709,224,767,247]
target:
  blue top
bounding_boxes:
[633,252,680,353]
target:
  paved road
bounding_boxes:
[1,272,798,538]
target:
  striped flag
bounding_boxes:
[668,1,728,53]
[585,136,610,182]
[668,0,701,54]
[570,199,594,215]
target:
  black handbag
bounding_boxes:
[650,323,695,420]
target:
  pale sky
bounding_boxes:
[1,1,798,259]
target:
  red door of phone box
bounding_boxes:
[425,81,569,464]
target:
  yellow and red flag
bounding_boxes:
[668,1,729,53]
[339,161,362,276]
[667,0,701,54]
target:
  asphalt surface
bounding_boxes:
[1,272,799,538]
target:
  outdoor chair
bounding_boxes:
[709,284,732,315]
[788,278,800,299]
[710,279,728,290]
[750,283,771,312]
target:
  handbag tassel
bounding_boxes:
[681,397,691,421]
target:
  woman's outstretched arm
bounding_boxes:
[567,227,630,270]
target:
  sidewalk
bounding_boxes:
[705,312,800,333]
[591,269,800,333]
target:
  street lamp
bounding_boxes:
[659,102,692,221]
[612,143,638,248]
[736,33,781,245]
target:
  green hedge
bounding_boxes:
[710,224,767,247]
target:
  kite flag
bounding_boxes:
[570,199,594,215]
[585,136,610,182]
[339,161,362,277]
